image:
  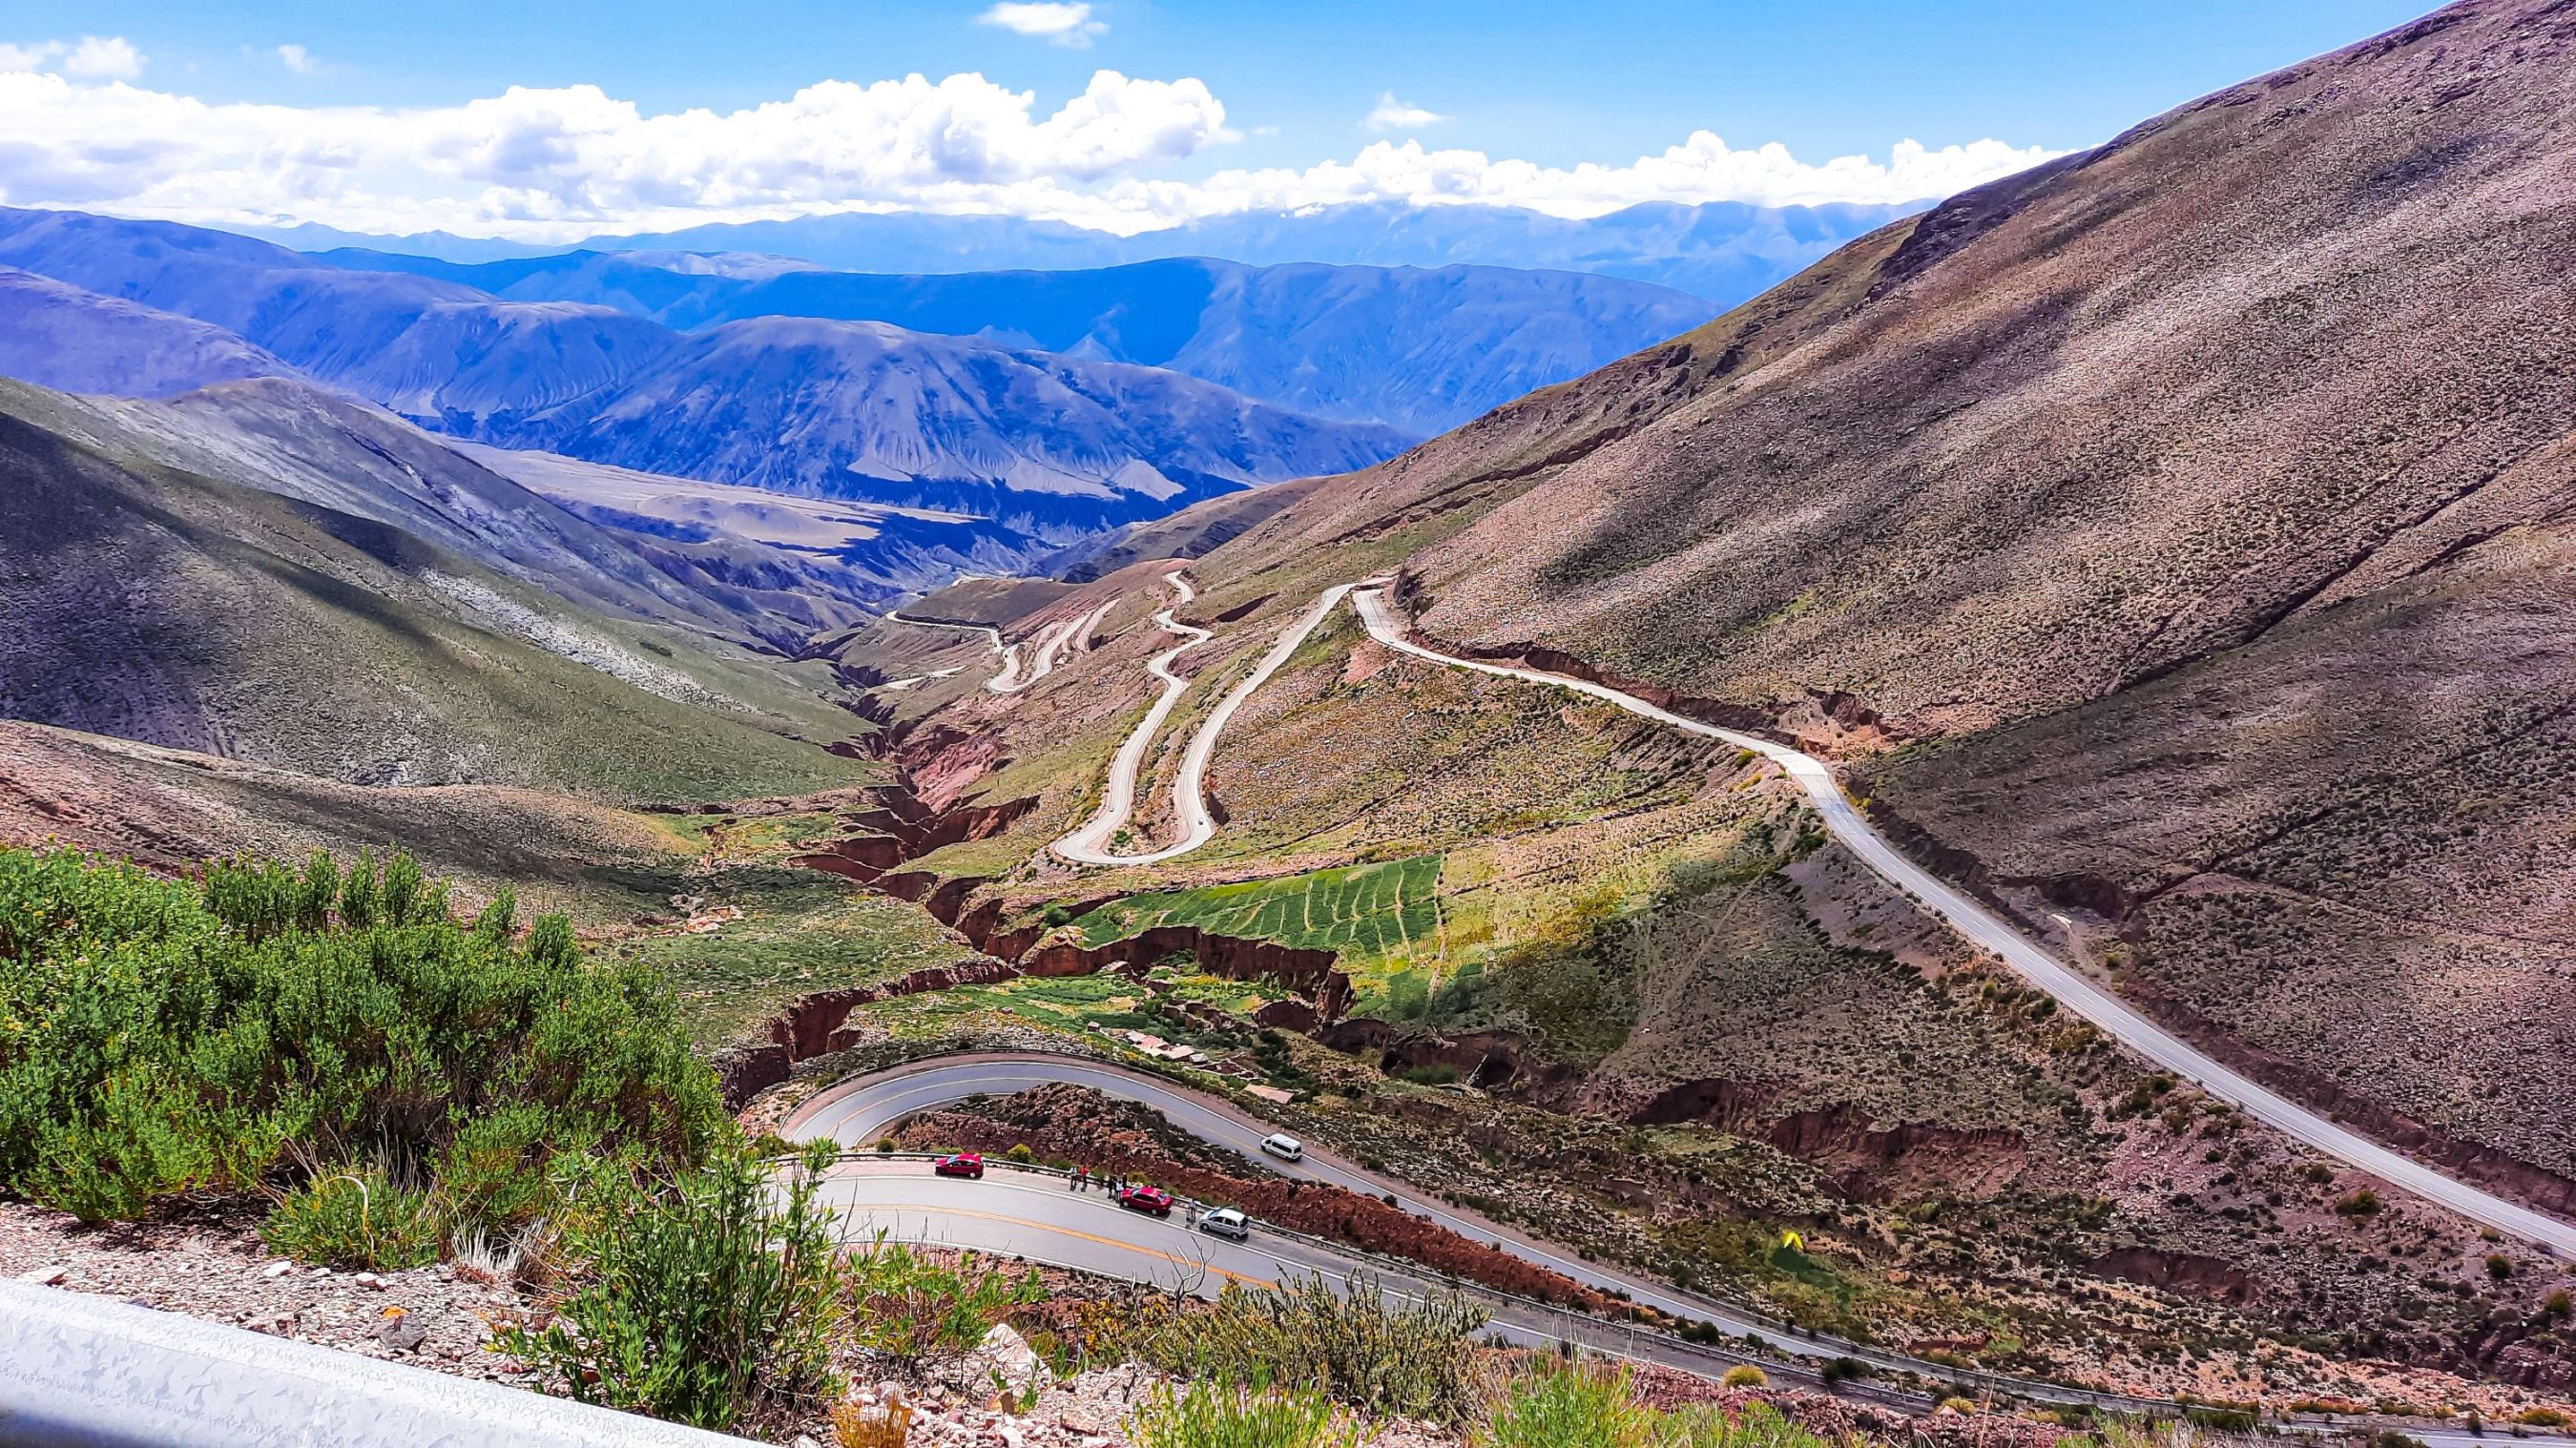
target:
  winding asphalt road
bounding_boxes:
[787,1055,2116,1398]
[788,1056,2549,1441]
[809,1160,1811,1390]
[1347,588,2576,1258]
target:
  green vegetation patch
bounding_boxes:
[1075,856,1443,964]
[600,867,978,1048]
[0,845,721,1232]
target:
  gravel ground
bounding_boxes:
[787,1363,1454,1448]
[0,1200,539,1383]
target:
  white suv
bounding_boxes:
[1260,1133,1303,1163]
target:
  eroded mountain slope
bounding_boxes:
[1149,0,2576,1203]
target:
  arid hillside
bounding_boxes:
[1141,0,2576,1206]
[0,388,877,804]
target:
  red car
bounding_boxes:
[933,1152,985,1179]
[1114,1185,1176,1217]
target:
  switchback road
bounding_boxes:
[1049,572,1216,865]
[1050,578,1359,866]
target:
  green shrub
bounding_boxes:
[2518,1409,2569,1429]
[1007,1143,1037,1163]
[0,846,722,1226]
[2336,1189,2383,1217]
[1658,1400,1834,1448]
[1129,1376,1366,1448]
[2545,1289,2572,1319]
[260,1168,444,1271]
[1719,1365,1768,1389]
[845,1238,1046,1380]
[500,1140,846,1430]
[1475,1364,1652,1448]
[1140,1274,1487,1421]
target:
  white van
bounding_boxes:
[1260,1132,1303,1163]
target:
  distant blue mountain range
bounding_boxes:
[236,197,1921,302]
[311,250,1720,436]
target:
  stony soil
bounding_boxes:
[0,1200,539,1382]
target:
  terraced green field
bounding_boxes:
[1074,856,1442,963]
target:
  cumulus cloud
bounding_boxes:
[1364,93,1446,132]
[278,45,318,75]
[3,35,146,80]
[1149,133,2062,221]
[976,3,1107,48]
[0,60,2061,239]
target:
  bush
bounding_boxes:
[499,1140,846,1431]
[260,1168,444,1271]
[1007,1143,1037,1164]
[846,1239,1046,1382]
[1659,1401,1835,1448]
[2336,1190,2383,1218]
[1139,1274,1487,1421]
[2518,1410,2569,1429]
[1476,1364,1652,1448]
[1129,1377,1366,1448]
[2546,1289,2572,1319]
[1720,1364,1768,1389]
[1818,1357,1870,1384]
[0,847,722,1228]
[2484,1253,2513,1279]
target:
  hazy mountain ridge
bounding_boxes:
[0,266,304,398]
[312,250,1719,434]
[253,197,1916,300]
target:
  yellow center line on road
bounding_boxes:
[842,1203,1278,1288]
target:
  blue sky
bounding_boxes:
[0,1,2435,238]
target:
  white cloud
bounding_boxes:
[3,35,145,80]
[0,61,2061,240]
[976,3,1107,48]
[277,45,318,75]
[1364,93,1446,133]
[62,36,144,81]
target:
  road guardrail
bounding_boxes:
[0,1277,760,1448]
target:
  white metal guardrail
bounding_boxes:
[0,1278,760,1448]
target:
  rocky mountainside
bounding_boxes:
[474,315,1411,543]
[1163,0,2576,1195]
[0,208,1408,548]
[0,377,876,803]
[316,251,1719,435]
